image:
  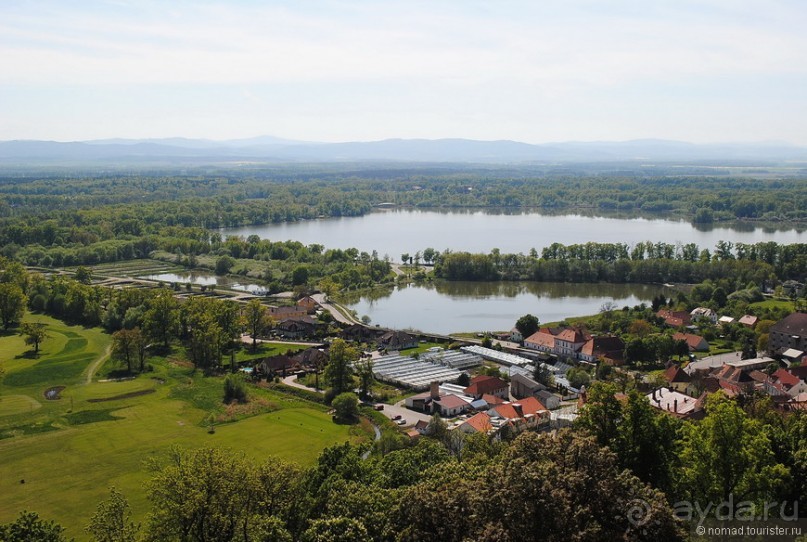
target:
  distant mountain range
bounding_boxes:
[1,136,806,164]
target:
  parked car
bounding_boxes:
[392,414,402,420]
[373,404,384,411]
[396,419,407,425]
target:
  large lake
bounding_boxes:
[340,281,674,335]
[220,209,805,259]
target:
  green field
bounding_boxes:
[0,315,366,539]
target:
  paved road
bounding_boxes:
[311,293,361,325]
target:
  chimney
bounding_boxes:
[513,403,524,418]
[674,399,678,413]
[430,381,440,400]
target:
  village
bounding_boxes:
[242,288,807,441]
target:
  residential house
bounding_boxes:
[554,328,590,358]
[769,313,807,355]
[296,295,318,314]
[488,396,550,433]
[481,393,507,408]
[257,355,300,378]
[458,412,494,434]
[664,365,692,393]
[524,327,558,353]
[414,420,430,435]
[691,307,718,324]
[276,316,323,338]
[578,335,626,365]
[738,314,759,328]
[464,375,509,400]
[509,328,523,343]
[673,332,709,352]
[340,323,382,343]
[434,393,471,417]
[711,364,760,396]
[765,369,807,398]
[292,347,328,371]
[657,309,692,328]
[646,387,704,419]
[378,330,418,351]
[718,316,736,325]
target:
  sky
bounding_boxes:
[1,0,806,145]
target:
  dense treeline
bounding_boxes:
[434,241,807,285]
[1,171,805,269]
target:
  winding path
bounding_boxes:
[85,343,113,385]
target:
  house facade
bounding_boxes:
[769,313,807,354]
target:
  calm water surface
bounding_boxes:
[341,281,673,335]
[141,272,267,294]
[220,209,804,259]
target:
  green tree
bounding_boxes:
[291,265,309,286]
[0,511,69,542]
[0,282,27,329]
[111,328,139,373]
[354,358,374,399]
[85,487,139,542]
[324,338,357,397]
[74,266,93,285]
[516,314,540,339]
[575,381,623,447]
[301,517,370,542]
[214,255,235,275]
[614,391,679,493]
[679,395,789,507]
[332,392,359,422]
[143,291,179,348]
[145,447,256,542]
[243,299,268,351]
[19,322,48,355]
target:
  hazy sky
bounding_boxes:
[1,0,806,144]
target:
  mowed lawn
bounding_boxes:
[0,315,364,539]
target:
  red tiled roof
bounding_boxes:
[664,365,691,383]
[658,310,692,327]
[556,328,589,343]
[772,368,802,389]
[516,396,548,415]
[462,412,493,433]
[490,404,520,420]
[525,328,556,348]
[437,394,467,409]
[673,332,708,351]
[465,375,508,396]
[481,393,507,406]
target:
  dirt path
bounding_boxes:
[85,343,113,385]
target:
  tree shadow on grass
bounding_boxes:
[14,350,39,360]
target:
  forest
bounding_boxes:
[1,169,805,293]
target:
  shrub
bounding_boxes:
[332,392,359,422]
[223,374,248,404]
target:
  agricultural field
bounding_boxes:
[0,315,365,539]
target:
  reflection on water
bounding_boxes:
[343,280,673,335]
[220,209,805,258]
[142,272,267,294]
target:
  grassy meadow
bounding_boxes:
[0,315,365,539]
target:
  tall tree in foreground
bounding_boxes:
[85,487,139,542]
[0,511,69,542]
[679,395,789,508]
